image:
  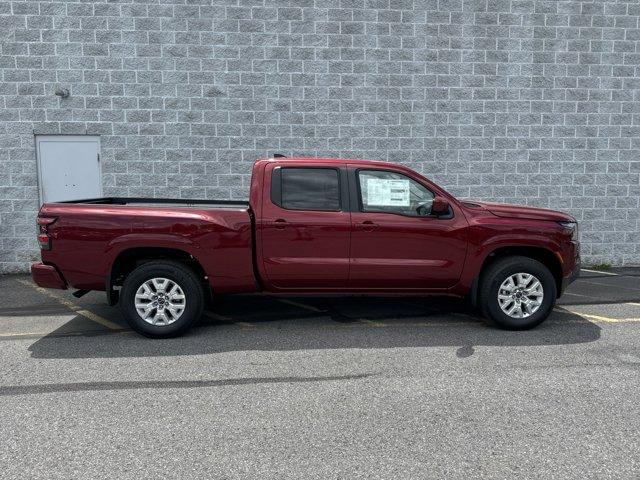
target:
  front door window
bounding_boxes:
[358,170,435,217]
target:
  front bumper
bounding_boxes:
[561,254,580,294]
[31,263,67,289]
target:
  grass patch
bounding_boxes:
[590,263,612,271]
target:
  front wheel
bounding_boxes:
[119,261,204,338]
[479,256,556,330]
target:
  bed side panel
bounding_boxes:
[39,204,255,293]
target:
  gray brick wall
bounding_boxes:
[1,0,640,272]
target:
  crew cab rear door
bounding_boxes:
[347,166,467,289]
[259,162,351,289]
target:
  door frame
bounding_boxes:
[35,134,102,204]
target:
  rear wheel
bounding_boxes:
[479,256,556,330]
[119,261,204,338]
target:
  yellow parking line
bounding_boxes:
[570,313,621,323]
[0,331,53,338]
[554,307,640,324]
[17,279,123,331]
[626,302,640,307]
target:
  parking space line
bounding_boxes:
[0,331,56,339]
[580,280,640,292]
[17,279,123,331]
[554,307,640,324]
[563,292,594,298]
[277,299,324,313]
[581,269,619,276]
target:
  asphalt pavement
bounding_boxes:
[1,269,639,479]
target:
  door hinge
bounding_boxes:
[97,153,100,162]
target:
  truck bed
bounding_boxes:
[38,197,256,294]
[56,197,249,208]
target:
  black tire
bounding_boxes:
[479,256,556,330]
[119,260,204,338]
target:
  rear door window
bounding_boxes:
[272,167,341,211]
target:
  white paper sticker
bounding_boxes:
[366,178,410,207]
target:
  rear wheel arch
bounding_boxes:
[107,247,210,305]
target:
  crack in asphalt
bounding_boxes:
[0,373,375,397]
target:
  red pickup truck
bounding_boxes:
[32,156,580,337]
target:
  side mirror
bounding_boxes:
[431,196,450,216]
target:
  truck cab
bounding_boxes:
[254,157,467,291]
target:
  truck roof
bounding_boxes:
[258,156,396,168]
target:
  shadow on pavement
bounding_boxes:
[27,295,602,359]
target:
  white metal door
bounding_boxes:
[36,135,102,203]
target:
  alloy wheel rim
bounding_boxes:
[135,277,186,326]
[497,272,544,319]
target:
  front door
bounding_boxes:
[348,167,467,289]
[36,135,102,203]
[260,163,351,289]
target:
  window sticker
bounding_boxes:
[366,178,411,207]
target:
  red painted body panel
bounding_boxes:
[33,157,580,300]
[39,203,255,293]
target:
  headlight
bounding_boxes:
[558,221,578,241]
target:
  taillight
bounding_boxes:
[37,217,57,250]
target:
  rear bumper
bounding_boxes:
[31,263,67,290]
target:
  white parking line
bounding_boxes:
[581,280,640,292]
[563,292,593,298]
[581,269,618,276]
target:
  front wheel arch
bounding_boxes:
[472,246,563,305]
